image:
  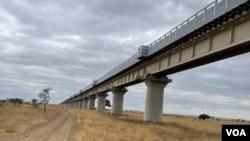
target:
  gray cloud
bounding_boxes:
[0,0,249,120]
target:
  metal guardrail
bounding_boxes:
[147,0,248,55]
[76,0,248,97]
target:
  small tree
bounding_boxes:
[38,88,52,112]
[105,99,111,107]
[9,98,23,106]
[198,114,211,120]
[31,99,39,108]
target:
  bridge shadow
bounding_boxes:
[102,111,146,124]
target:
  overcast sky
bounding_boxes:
[0,0,249,120]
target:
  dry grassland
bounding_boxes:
[70,109,249,141]
[0,104,59,136]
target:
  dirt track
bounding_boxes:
[0,109,77,141]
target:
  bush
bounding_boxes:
[198,114,211,120]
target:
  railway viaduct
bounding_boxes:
[61,0,250,123]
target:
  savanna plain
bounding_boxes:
[0,104,249,141]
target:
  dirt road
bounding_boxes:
[0,109,77,141]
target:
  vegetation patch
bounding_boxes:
[0,103,59,136]
[70,109,249,141]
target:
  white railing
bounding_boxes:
[147,0,247,55]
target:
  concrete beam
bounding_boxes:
[144,75,172,123]
[88,95,96,110]
[97,93,108,112]
[111,87,128,115]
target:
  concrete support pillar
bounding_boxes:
[111,87,128,115]
[75,100,79,109]
[76,101,78,108]
[144,75,172,123]
[97,93,108,112]
[78,100,81,109]
[82,97,88,109]
[79,99,83,109]
[74,102,76,108]
[88,95,96,110]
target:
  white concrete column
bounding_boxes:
[111,87,128,115]
[78,100,82,109]
[88,95,96,110]
[82,97,88,109]
[97,93,108,112]
[144,75,172,123]
[74,101,77,108]
[76,100,79,109]
[79,99,83,109]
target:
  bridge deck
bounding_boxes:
[61,0,250,103]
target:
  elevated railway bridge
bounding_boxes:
[61,0,250,123]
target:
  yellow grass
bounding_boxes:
[70,109,249,141]
[0,104,59,136]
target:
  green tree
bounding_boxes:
[31,99,39,108]
[38,88,52,112]
[198,114,211,120]
[9,98,23,106]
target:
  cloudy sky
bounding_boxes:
[0,0,249,120]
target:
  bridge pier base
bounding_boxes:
[88,95,96,110]
[144,75,172,123]
[97,93,108,112]
[82,97,88,109]
[111,87,128,115]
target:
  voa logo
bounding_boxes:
[226,129,246,136]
